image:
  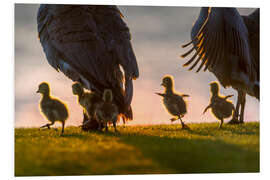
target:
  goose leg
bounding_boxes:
[234,91,241,121]
[228,90,241,124]
[239,92,246,124]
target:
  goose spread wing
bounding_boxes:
[182,8,254,80]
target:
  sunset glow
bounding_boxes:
[15,5,259,128]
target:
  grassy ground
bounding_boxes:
[15,122,259,176]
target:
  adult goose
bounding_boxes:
[37,5,139,130]
[181,8,259,123]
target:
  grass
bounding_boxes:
[15,122,259,176]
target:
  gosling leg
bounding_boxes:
[170,118,178,122]
[228,90,242,124]
[98,121,102,131]
[219,118,224,129]
[179,116,189,130]
[40,122,55,129]
[113,122,117,132]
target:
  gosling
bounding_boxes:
[156,75,190,129]
[95,89,119,132]
[72,82,101,126]
[203,82,235,128]
[37,82,69,134]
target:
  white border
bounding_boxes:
[2,0,269,179]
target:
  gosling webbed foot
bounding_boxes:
[181,123,190,130]
[170,118,178,122]
[218,119,224,129]
[40,125,46,129]
[219,123,223,129]
[178,117,189,130]
[228,118,240,125]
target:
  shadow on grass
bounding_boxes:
[102,130,259,173]
[60,133,87,139]
[15,125,259,175]
[182,124,259,137]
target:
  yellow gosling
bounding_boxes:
[37,82,69,134]
[156,75,190,129]
[95,89,119,132]
[203,81,235,128]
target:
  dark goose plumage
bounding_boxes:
[181,8,259,123]
[37,5,139,125]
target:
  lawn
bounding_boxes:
[15,122,259,176]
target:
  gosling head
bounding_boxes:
[37,82,50,95]
[161,75,174,89]
[210,81,219,95]
[72,82,84,96]
[103,89,113,102]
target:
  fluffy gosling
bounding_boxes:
[203,82,235,128]
[95,89,119,132]
[72,82,101,126]
[156,75,190,129]
[37,82,69,134]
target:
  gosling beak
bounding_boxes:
[161,83,165,86]
[36,89,40,93]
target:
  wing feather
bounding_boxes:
[37,5,139,120]
[182,8,254,80]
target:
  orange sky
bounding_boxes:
[15,5,259,127]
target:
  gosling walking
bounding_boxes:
[156,75,190,129]
[37,82,69,134]
[95,89,119,132]
[203,82,235,128]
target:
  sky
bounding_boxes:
[14,4,259,127]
